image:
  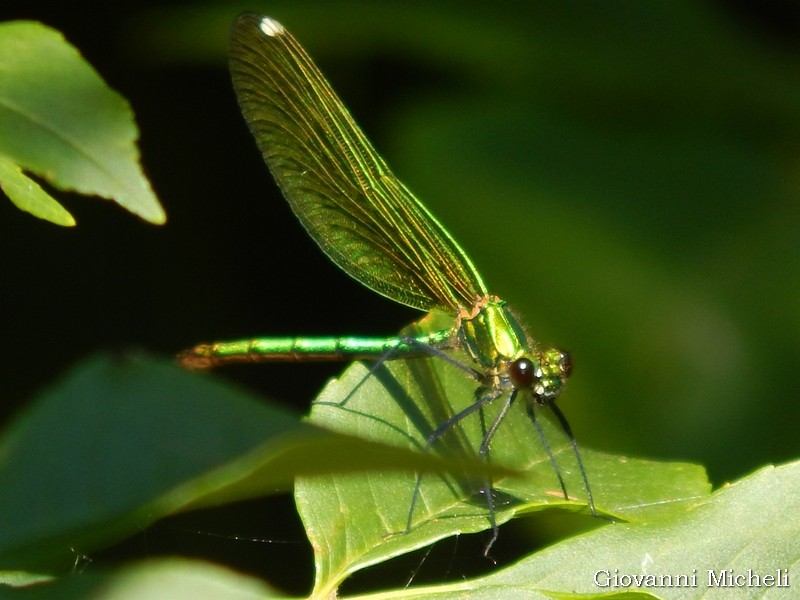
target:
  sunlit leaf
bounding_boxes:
[0,21,165,225]
[297,314,711,596]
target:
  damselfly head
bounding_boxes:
[508,349,572,401]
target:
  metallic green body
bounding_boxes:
[182,329,453,369]
[458,296,530,369]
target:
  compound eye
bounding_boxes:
[560,352,573,378]
[509,357,538,388]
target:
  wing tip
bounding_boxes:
[259,16,286,37]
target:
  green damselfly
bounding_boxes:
[180,13,597,552]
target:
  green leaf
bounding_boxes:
[297,313,711,597]
[0,155,74,225]
[0,21,165,225]
[392,461,800,599]
[0,558,282,599]
[0,353,486,575]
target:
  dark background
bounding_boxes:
[2,0,799,594]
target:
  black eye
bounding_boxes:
[560,352,573,377]
[509,357,537,388]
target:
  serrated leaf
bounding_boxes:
[0,21,165,225]
[296,313,711,597]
